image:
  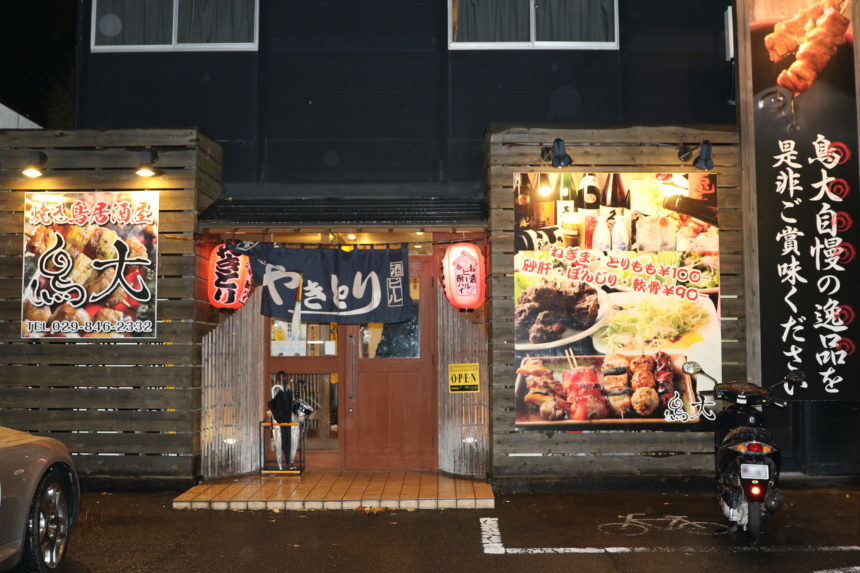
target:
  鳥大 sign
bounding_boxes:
[513,172,722,428]
[22,191,159,339]
[229,242,412,324]
[749,0,859,400]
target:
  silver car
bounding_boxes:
[0,426,79,572]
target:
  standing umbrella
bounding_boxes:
[267,385,293,469]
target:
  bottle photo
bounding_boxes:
[533,173,557,228]
[514,173,534,231]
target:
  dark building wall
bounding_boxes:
[76,52,260,181]
[75,0,735,187]
[0,0,77,127]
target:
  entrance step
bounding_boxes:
[173,470,494,511]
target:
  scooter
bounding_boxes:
[681,361,804,545]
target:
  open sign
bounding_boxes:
[448,362,480,393]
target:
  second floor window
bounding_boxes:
[92,0,258,52]
[449,0,618,50]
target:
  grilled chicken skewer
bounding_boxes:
[764,0,850,94]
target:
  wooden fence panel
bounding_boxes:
[0,129,221,483]
[486,125,739,479]
[436,253,490,478]
[201,288,265,479]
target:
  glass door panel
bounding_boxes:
[359,278,420,358]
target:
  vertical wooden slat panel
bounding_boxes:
[486,125,740,478]
[436,242,490,478]
[201,288,265,478]
[0,128,221,482]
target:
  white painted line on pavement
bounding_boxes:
[480,517,860,555]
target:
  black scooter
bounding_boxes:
[682,361,803,545]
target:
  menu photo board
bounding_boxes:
[22,191,159,339]
[513,172,722,428]
[750,0,859,400]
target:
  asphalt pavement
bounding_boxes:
[57,479,860,573]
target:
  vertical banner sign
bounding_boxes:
[750,0,859,400]
[22,191,159,339]
[513,172,722,428]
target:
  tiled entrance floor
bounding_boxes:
[173,470,495,511]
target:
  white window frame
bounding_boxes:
[91,0,259,53]
[448,0,619,51]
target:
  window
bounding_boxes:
[359,278,420,359]
[449,0,619,50]
[92,0,258,52]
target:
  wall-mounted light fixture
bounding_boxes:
[677,144,697,162]
[540,138,572,168]
[135,149,159,177]
[22,151,48,178]
[551,138,572,167]
[694,140,714,170]
[677,140,714,170]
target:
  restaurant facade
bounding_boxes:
[0,0,858,487]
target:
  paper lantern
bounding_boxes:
[208,243,252,309]
[441,242,486,311]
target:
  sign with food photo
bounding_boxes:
[513,172,722,427]
[750,0,860,400]
[22,191,159,339]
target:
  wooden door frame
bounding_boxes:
[264,253,438,471]
[341,255,438,470]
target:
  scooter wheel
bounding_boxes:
[747,501,762,545]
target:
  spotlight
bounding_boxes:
[22,151,47,178]
[135,149,159,177]
[540,146,553,162]
[540,138,572,167]
[551,138,572,168]
[677,144,696,163]
[694,140,714,170]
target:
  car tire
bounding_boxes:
[23,466,71,572]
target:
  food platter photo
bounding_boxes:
[591,291,720,356]
[514,352,698,427]
[515,284,609,351]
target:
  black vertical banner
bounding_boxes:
[751,1,859,400]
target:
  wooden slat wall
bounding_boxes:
[201,288,265,479]
[486,125,741,478]
[0,129,222,482]
[436,269,490,478]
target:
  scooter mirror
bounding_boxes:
[682,361,702,375]
[785,370,806,384]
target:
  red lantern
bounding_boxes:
[441,242,486,311]
[208,243,253,309]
